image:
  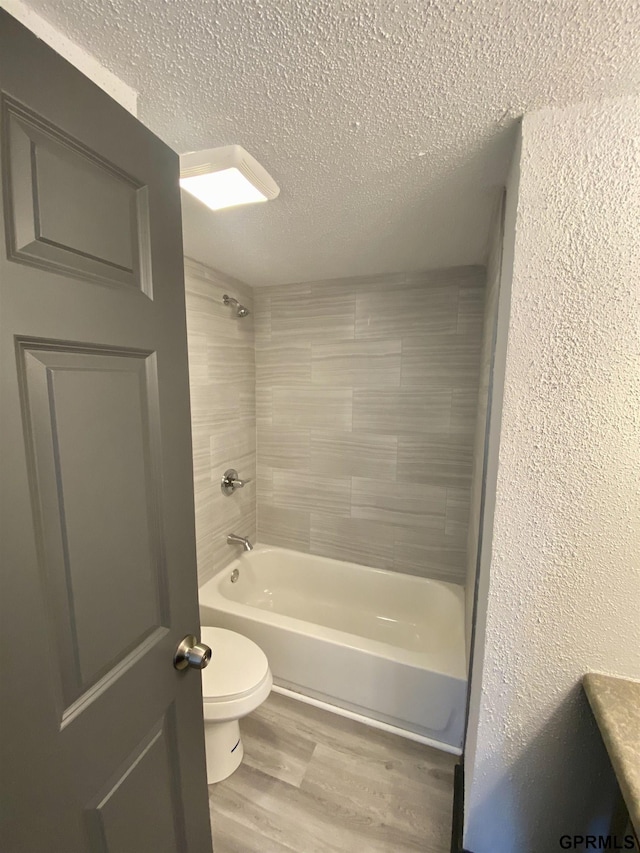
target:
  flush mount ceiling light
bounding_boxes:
[179,144,280,211]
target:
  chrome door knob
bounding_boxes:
[174,635,212,671]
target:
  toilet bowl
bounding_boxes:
[200,626,272,783]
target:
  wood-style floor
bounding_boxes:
[208,691,456,853]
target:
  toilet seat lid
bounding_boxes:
[200,627,269,700]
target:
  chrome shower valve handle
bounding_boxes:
[221,468,249,495]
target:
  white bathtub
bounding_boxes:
[198,544,467,752]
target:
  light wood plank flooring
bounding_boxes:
[208,692,456,853]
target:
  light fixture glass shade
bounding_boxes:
[180,168,268,210]
[179,145,279,212]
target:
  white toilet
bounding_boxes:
[200,626,272,783]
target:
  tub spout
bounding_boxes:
[227,533,253,552]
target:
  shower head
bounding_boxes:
[223,294,250,318]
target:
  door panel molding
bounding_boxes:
[84,704,188,853]
[1,95,153,296]
[15,337,170,718]
[60,625,170,731]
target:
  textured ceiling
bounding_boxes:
[23,0,640,286]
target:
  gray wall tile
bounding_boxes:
[310,431,397,479]
[397,434,472,488]
[457,280,486,336]
[258,505,311,551]
[450,389,479,438]
[353,388,451,434]
[393,528,467,583]
[253,294,271,348]
[355,284,458,339]
[253,266,485,584]
[259,427,310,470]
[208,342,255,385]
[256,345,311,385]
[351,477,447,530]
[272,470,352,517]
[238,379,257,424]
[273,387,353,430]
[310,515,396,570]
[210,428,256,481]
[403,266,484,286]
[185,258,256,585]
[186,332,209,385]
[191,431,213,491]
[256,386,273,426]
[401,334,482,388]
[271,286,356,343]
[312,340,401,387]
[445,487,471,540]
[257,465,274,502]
[189,382,237,433]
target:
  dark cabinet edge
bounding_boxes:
[451,762,474,853]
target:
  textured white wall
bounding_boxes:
[465,96,640,852]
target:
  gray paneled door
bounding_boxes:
[0,12,213,853]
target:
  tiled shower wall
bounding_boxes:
[184,258,256,586]
[254,267,485,583]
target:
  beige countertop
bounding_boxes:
[583,673,640,837]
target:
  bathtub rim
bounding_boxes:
[199,543,467,682]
